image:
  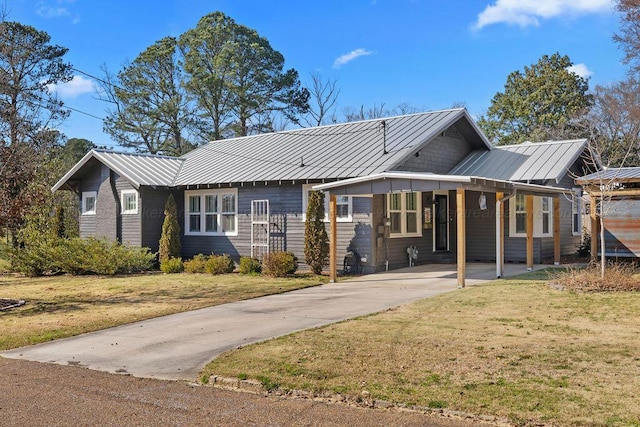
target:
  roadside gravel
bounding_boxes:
[0,358,482,427]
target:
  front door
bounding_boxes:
[434,194,448,251]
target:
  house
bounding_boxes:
[576,167,640,259]
[52,108,587,282]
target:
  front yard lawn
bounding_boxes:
[203,270,640,426]
[0,272,325,350]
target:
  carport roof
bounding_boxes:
[576,167,640,184]
[313,171,572,196]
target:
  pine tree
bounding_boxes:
[159,194,181,262]
[304,190,329,275]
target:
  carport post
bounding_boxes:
[456,188,466,288]
[590,194,598,263]
[553,197,561,265]
[526,195,534,270]
[496,192,504,278]
[329,194,337,283]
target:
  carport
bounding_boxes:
[314,172,572,287]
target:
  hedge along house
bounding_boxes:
[52,108,586,281]
[576,167,640,260]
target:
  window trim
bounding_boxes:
[81,191,97,216]
[185,189,238,236]
[302,184,353,223]
[387,191,422,238]
[120,189,139,215]
[571,189,582,236]
[509,195,553,238]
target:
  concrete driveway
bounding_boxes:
[1,263,542,381]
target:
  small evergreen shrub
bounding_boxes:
[184,254,208,273]
[304,190,329,275]
[204,254,235,275]
[262,251,298,277]
[10,237,155,276]
[158,194,181,263]
[239,256,262,275]
[160,257,184,273]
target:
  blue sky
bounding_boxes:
[8,0,626,149]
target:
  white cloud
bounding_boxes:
[333,48,373,68]
[48,75,96,98]
[567,63,593,79]
[36,6,70,19]
[473,0,613,30]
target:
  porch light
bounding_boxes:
[479,192,487,210]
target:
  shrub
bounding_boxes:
[550,262,640,292]
[304,190,329,275]
[239,256,262,275]
[262,251,298,277]
[158,194,181,263]
[205,254,235,275]
[184,254,208,273]
[10,237,155,276]
[575,227,591,258]
[160,257,184,273]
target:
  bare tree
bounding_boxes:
[577,76,640,277]
[614,0,640,73]
[303,71,340,126]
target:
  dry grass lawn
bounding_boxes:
[0,272,325,351]
[204,270,640,427]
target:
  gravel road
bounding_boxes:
[0,358,483,427]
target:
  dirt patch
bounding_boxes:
[0,298,25,311]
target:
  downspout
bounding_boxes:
[496,190,516,278]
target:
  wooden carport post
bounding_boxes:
[496,192,504,278]
[526,195,534,270]
[456,188,466,288]
[329,194,337,283]
[553,197,561,265]
[590,194,598,263]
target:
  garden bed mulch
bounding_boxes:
[0,298,25,311]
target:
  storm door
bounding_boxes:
[434,194,449,251]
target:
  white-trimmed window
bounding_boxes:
[185,189,237,236]
[121,190,138,215]
[302,184,352,222]
[387,191,422,237]
[509,195,553,237]
[82,191,96,215]
[571,189,582,236]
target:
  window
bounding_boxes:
[509,195,554,237]
[541,197,551,235]
[121,190,138,214]
[515,194,526,234]
[82,191,96,215]
[387,192,422,237]
[572,189,582,236]
[302,184,352,222]
[185,189,237,235]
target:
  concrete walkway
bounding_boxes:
[1,263,543,381]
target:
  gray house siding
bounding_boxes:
[396,127,473,174]
[78,161,101,238]
[180,183,374,272]
[115,175,140,247]
[140,188,181,253]
[372,192,458,272]
[465,191,497,262]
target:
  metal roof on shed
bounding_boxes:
[174,108,489,186]
[576,167,640,184]
[450,139,587,183]
[52,149,184,191]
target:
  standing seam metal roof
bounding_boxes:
[449,139,587,183]
[174,108,488,186]
[576,167,640,183]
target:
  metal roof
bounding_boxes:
[52,149,185,191]
[576,167,640,184]
[450,139,587,184]
[174,108,490,186]
[313,171,572,196]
